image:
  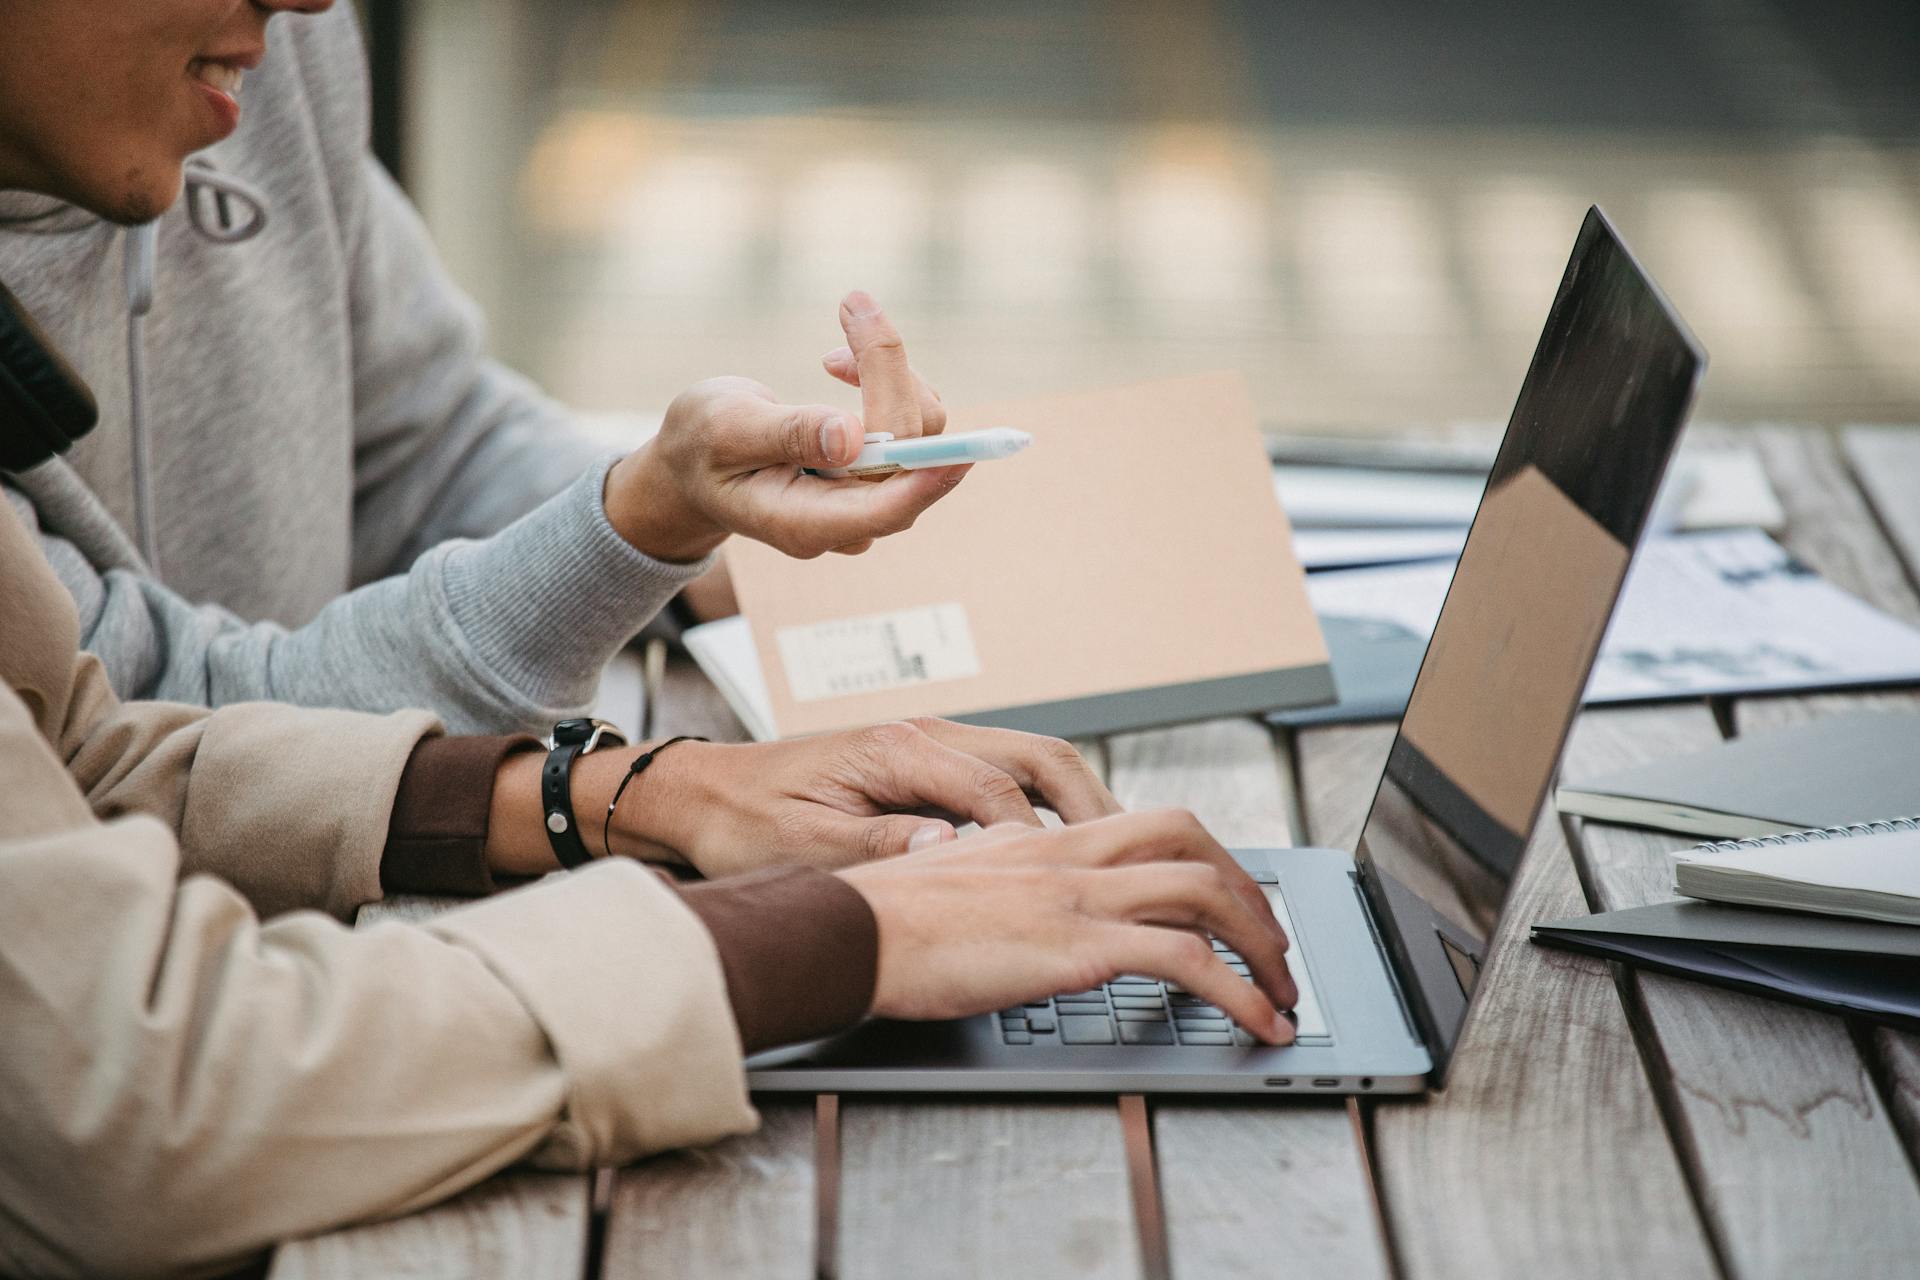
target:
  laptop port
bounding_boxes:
[1263,1077,1293,1088]
[1360,1077,1375,1090]
[1312,1078,1340,1088]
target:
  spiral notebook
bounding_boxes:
[1673,821,1920,926]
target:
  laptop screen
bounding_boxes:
[1350,207,1704,1080]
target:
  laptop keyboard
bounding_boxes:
[997,877,1329,1047]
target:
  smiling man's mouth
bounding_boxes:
[189,59,244,97]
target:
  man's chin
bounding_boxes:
[46,153,184,227]
[100,170,183,227]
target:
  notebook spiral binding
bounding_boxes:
[1694,815,1920,855]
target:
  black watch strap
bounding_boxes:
[542,719,626,870]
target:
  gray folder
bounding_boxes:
[1266,615,1423,728]
[1554,711,1920,838]
[1532,899,1920,1031]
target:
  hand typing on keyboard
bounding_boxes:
[836,809,1298,1045]
[536,717,1123,881]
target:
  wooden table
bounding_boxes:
[270,425,1920,1280]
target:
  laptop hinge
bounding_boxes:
[1351,871,1426,1051]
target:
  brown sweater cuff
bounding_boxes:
[676,867,879,1054]
[382,735,542,896]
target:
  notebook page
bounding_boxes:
[1675,829,1920,923]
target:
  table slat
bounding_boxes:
[601,1102,816,1280]
[1105,717,1391,1280]
[1104,718,1298,847]
[1776,426,1920,1173]
[832,724,1121,1279]
[838,1101,1139,1280]
[1562,706,1920,1278]
[1840,424,1920,1158]
[1842,425,1920,609]
[1296,725,1718,1280]
[603,654,817,1278]
[1753,425,1920,623]
[267,1171,589,1280]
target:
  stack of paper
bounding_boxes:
[1674,830,1920,926]
[1277,439,1784,571]
[1273,529,1920,726]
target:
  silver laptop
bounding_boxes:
[749,206,1706,1095]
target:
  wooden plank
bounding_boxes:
[1770,425,1920,1177]
[604,650,818,1278]
[268,1172,590,1280]
[600,1102,816,1280]
[838,1101,1139,1280]
[835,726,1131,1279]
[1880,1035,1920,1162]
[1105,717,1392,1279]
[1733,691,1920,1170]
[1104,718,1298,846]
[838,717,1343,1279]
[1752,425,1920,623]
[1843,425,1920,606]
[1296,724,1717,1280]
[1563,706,1920,1278]
[1491,427,1920,1279]
[1841,423,1920,1161]
[1292,723,1397,853]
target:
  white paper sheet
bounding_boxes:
[681,615,777,741]
[1676,830,1920,925]
[1306,530,1920,702]
[1674,448,1786,531]
[1273,443,1781,540]
[1273,465,1486,528]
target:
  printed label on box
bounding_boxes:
[776,603,982,702]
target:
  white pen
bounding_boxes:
[812,427,1033,478]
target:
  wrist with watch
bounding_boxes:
[540,718,707,870]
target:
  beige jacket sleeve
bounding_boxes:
[0,505,757,1278]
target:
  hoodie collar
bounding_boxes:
[0,189,97,233]
[0,161,270,241]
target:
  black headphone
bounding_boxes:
[0,277,98,472]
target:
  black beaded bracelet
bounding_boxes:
[603,735,710,859]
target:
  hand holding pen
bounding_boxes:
[602,291,976,562]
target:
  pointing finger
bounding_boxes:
[821,343,949,436]
[838,291,925,440]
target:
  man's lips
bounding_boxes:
[194,44,266,73]
[187,54,257,139]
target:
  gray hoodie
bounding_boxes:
[0,5,706,735]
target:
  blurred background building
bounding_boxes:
[367,0,1920,435]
